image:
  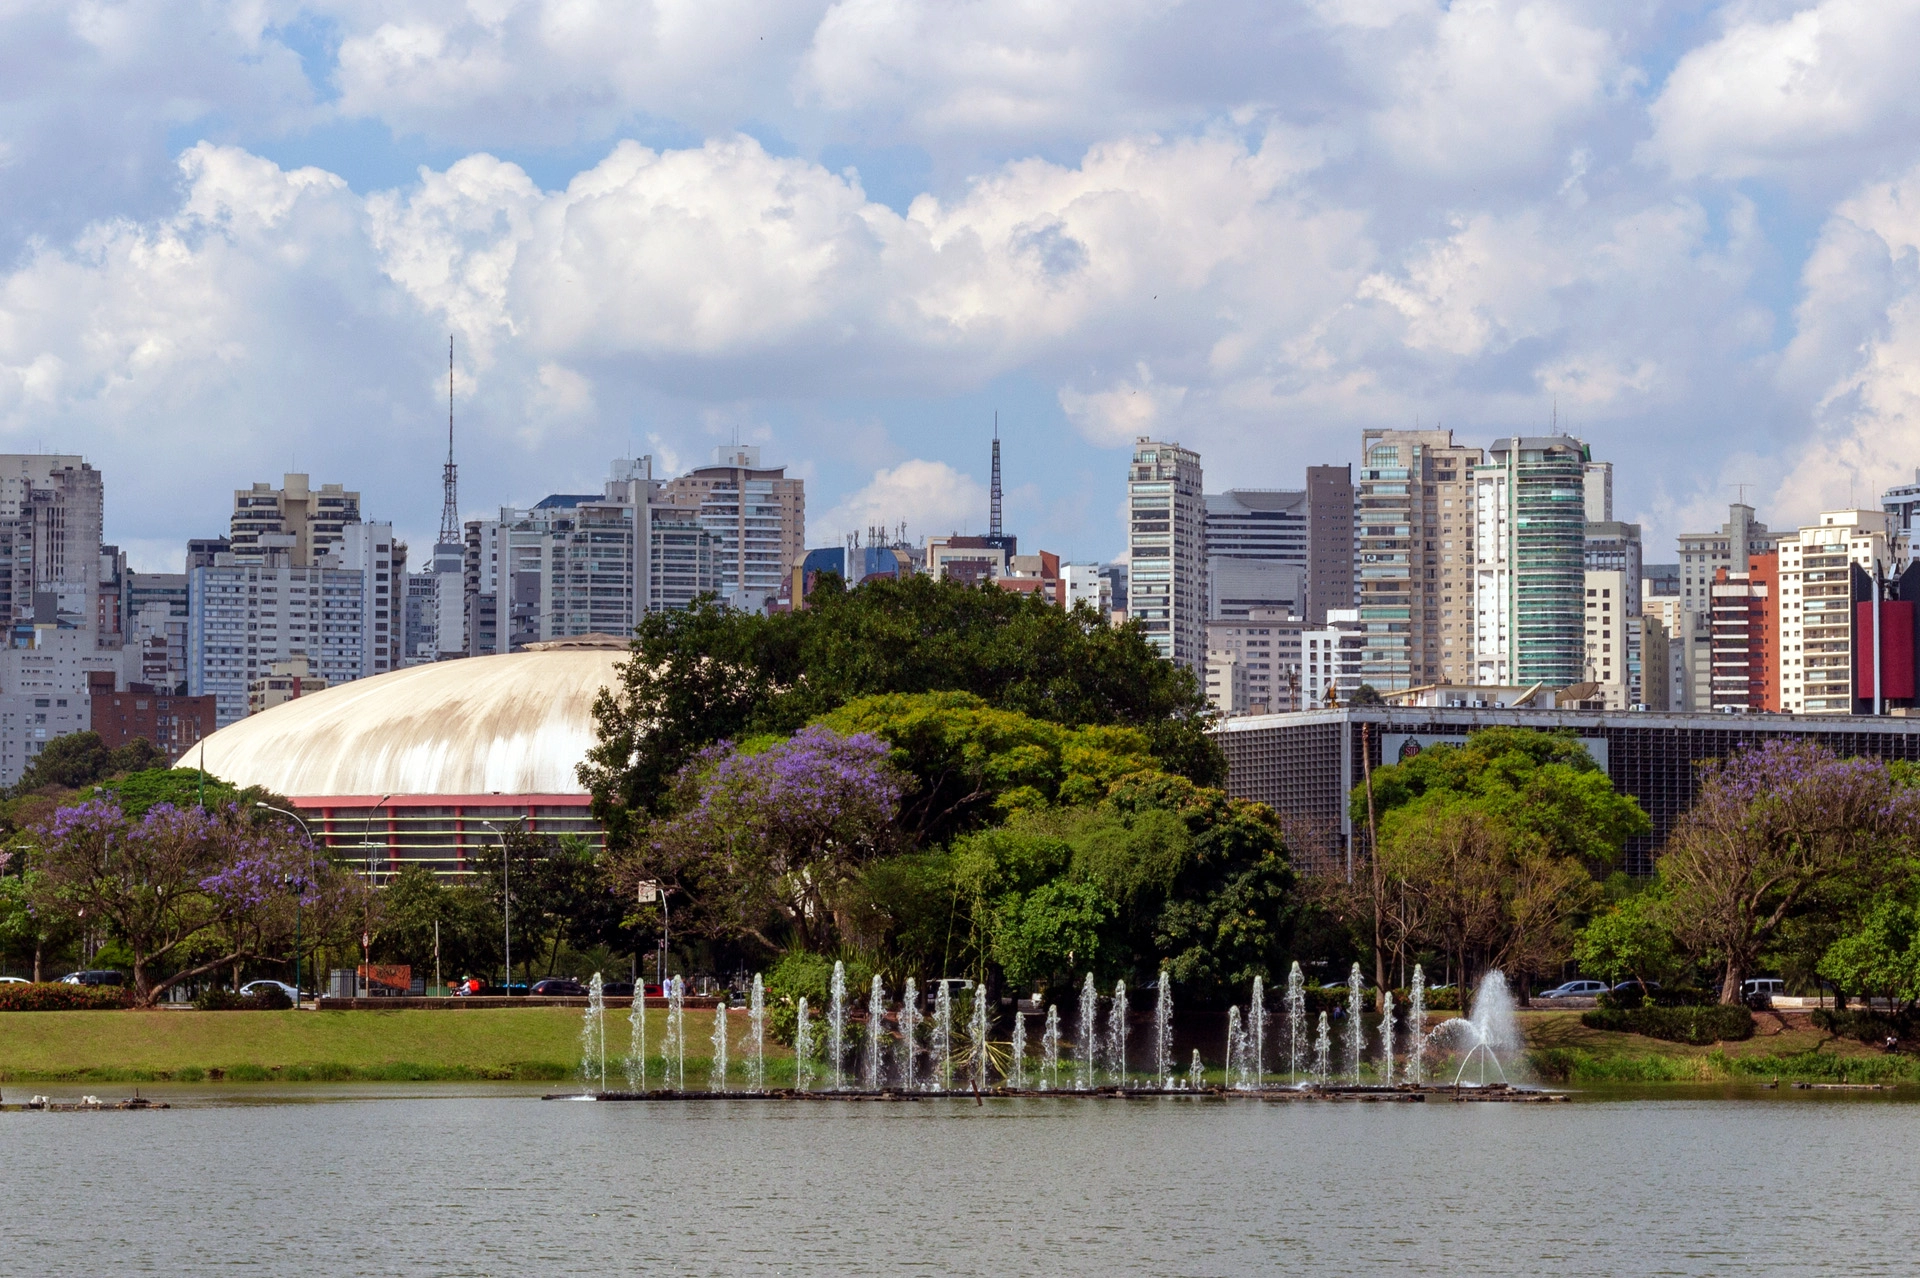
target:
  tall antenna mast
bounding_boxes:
[989,412,1003,539]
[439,335,459,546]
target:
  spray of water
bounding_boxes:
[1154,971,1174,1087]
[1313,1011,1330,1085]
[580,972,606,1094]
[1344,963,1366,1085]
[865,975,887,1091]
[1188,1049,1205,1091]
[1225,1005,1245,1089]
[748,974,766,1093]
[1040,1005,1061,1091]
[1076,974,1098,1091]
[626,976,647,1092]
[1107,979,1128,1086]
[1380,989,1396,1087]
[1249,975,1265,1091]
[897,977,920,1090]
[663,975,686,1092]
[1010,1011,1027,1090]
[710,994,729,1092]
[1407,965,1428,1085]
[1427,970,1522,1087]
[932,981,953,1092]
[968,984,991,1090]
[827,961,847,1091]
[1286,962,1306,1084]
[795,996,813,1092]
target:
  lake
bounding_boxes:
[2,1084,1914,1275]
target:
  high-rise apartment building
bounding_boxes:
[1303,609,1366,708]
[1469,435,1588,688]
[0,458,105,627]
[1358,429,1483,690]
[1584,521,1644,616]
[658,446,804,613]
[1204,489,1306,620]
[1127,438,1206,673]
[228,475,361,565]
[1582,569,1633,708]
[1708,554,1777,712]
[1777,509,1897,713]
[1305,465,1357,624]
[1678,504,1775,616]
[1582,460,1613,522]
[122,571,189,691]
[1204,609,1302,715]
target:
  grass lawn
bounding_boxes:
[0,1007,753,1083]
[1518,1008,1920,1084]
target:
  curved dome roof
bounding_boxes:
[193,648,627,797]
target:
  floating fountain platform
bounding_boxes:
[543,1082,1567,1103]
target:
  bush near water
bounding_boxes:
[0,983,132,1012]
[1580,1004,1754,1045]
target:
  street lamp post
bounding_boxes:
[639,881,669,991]
[256,803,313,1005]
[481,818,523,995]
[358,795,393,998]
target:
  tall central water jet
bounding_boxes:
[1379,988,1396,1087]
[827,961,847,1091]
[898,977,920,1090]
[747,974,766,1093]
[1407,965,1428,1085]
[1430,970,1521,1086]
[1107,979,1128,1086]
[626,973,647,1093]
[580,971,606,1094]
[932,981,953,1091]
[968,983,990,1090]
[1154,972,1173,1087]
[663,975,686,1091]
[1040,1005,1061,1090]
[864,975,887,1091]
[1248,975,1265,1091]
[1286,962,1306,1084]
[1344,963,1365,1084]
[795,997,813,1091]
[1313,1011,1330,1085]
[1076,974,1098,1091]
[1010,1010,1027,1090]
[710,993,729,1091]
[1225,1005,1245,1089]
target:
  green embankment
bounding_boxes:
[1520,1009,1920,1085]
[0,1007,758,1084]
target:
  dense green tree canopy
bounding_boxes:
[580,576,1218,847]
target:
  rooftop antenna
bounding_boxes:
[439,336,459,546]
[990,412,1003,539]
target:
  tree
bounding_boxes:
[13,732,167,796]
[1573,889,1678,990]
[604,726,906,955]
[579,576,1219,848]
[1347,684,1384,707]
[1660,742,1920,1004]
[1817,891,1920,1015]
[30,799,363,1004]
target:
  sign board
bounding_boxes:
[637,882,658,904]
[357,964,411,995]
[1382,733,1609,771]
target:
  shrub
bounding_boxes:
[1811,1008,1912,1044]
[0,982,132,1011]
[1581,1004,1754,1045]
[762,952,875,1047]
[1596,985,1711,1010]
[192,986,290,1011]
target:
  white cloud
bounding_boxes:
[1646,0,1920,183]
[1058,365,1188,446]
[813,458,987,544]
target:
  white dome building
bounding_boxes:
[192,640,627,876]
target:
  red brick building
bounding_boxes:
[89,671,217,763]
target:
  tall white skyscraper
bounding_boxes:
[1127,438,1206,674]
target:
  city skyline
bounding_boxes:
[5,5,1920,573]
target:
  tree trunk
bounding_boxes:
[1719,962,1745,1006]
[32,939,42,983]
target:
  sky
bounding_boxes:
[7,1,1920,572]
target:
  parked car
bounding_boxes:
[601,982,636,998]
[529,978,588,997]
[238,980,305,1002]
[1537,980,1608,999]
[0,976,28,985]
[58,970,125,986]
[1742,977,1786,1005]
[1609,980,1662,994]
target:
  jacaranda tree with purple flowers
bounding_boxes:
[1660,741,1920,1004]
[30,800,364,1005]
[611,725,906,954]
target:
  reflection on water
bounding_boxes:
[3,1086,1916,1275]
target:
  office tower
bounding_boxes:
[1777,509,1896,713]
[1708,553,1777,712]
[1205,608,1302,715]
[1127,438,1206,674]
[1305,465,1357,624]
[1583,460,1613,522]
[1302,609,1366,708]
[1204,489,1306,621]
[337,523,400,675]
[1882,470,1920,544]
[123,570,189,691]
[1470,435,1588,688]
[402,572,439,665]
[0,457,105,627]
[1584,521,1644,616]
[1060,563,1110,614]
[658,445,805,613]
[228,475,361,565]
[1638,616,1671,711]
[1358,429,1482,690]
[1677,504,1777,708]
[1582,570,1634,708]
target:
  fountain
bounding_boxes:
[1379,989,1396,1087]
[827,961,847,1091]
[1286,962,1306,1084]
[748,974,766,1093]
[1225,1005,1245,1089]
[968,984,990,1090]
[795,997,813,1092]
[1107,979,1128,1085]
[662,976,686,1092]
[932,981,953,1092]
[625,973,647,1093]
[898,977,920,1090]
[580,972,607,1094]
[1188,1049,1204,1090]
[1407,965,1428,1085]
[710,993,730,1091]
[1040,1005,1061,1090]
[864,975,887,1091]
[1076,974,1098,1091]
[1010,1011,1027,1090]
[1154,972,1173,1087]
[1344,963,1366,1084]
[1248,975,1265,1091]
[1427,970,1523,1086]
[1313,1011,1330,1084]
